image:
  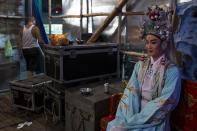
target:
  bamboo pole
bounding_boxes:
[87,0,129,43]
[121,51,147,57]
[122,12,145,16]
[0,15,25,19]
[49,11,145,19]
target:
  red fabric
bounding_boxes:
[184,80,197,112]
[171,80,197,131]
[100,115,115,131]
[100,93,122,131]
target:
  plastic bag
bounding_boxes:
[4,38,13,57]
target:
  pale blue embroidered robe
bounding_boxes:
[107,57,181,131]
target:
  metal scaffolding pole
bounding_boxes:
[80,0,83,39]
[48,0,52,34]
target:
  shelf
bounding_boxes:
[0,15,24,19]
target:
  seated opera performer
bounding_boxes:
[107,5,181,131]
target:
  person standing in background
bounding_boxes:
[19,16,45,77]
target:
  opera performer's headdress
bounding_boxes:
[140,5,173,42]
[139,5,180,64]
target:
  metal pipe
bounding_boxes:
[90,0,94,32]
[86,0,89,33]
[125,14,128,43]
[80,0,83,39]
[0,89,10,93]
[118,13,122,44]
[29,0,33,16]
[48,0,52,34]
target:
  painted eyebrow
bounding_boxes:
[146,39,158,43]
[149,39,158,42]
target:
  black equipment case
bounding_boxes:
[9,74,52,112]
[44,43,119,84]
[44,82,65,122]
[64,81,122,131]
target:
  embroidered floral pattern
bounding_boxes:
[139,56,170,102]
[188,94,197,108]
[126,86,138,94]
[119,100,129,114]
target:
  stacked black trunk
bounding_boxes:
[9,74,51,112]
[44,43,119,84]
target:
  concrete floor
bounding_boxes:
[0,92,65,131]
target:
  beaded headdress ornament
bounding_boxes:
[140,5,173,42]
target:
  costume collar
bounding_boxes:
[150,54,166,66]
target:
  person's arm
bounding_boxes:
[112,62,141,122]
[107,62,142,131]
[32,26,45,47]
[125,65,181,129]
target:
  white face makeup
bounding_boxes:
[145,34,163,61]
